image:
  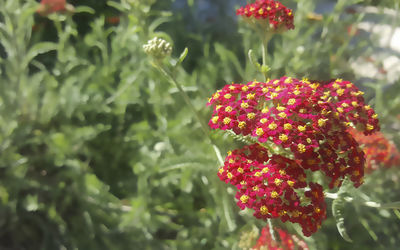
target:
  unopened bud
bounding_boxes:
[143,37,172,59]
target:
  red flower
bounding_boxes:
[106,16,121,25]
[37,0,74,16]
[208,77,379,189]
[236,0,295,31]
[253,226,309,250]
[348,128,400,172]
[209,77,380,236]
[219,144,327,236]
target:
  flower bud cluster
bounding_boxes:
[218,144,326,236]
[253,225,309,250]
[348,128,400,172]
[143,37,172,60]
[236,0,294,31]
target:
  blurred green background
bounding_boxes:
[0,0,400,249]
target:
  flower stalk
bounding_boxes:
[144,38,224,165]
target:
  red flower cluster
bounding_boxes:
[208,77,380,235]
[208,77,379,188]
[106,16,121,25]
[253,226,309,250]
[348,128,400,172]
[36,0,74,16]
[218,144,326,236]
[236,0,295,30]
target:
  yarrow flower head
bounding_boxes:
[208,77,380,236]
[348,128,400,172]
[252,226,309,250]
[208,77,379,189]
[236,0,295,32]
[218,144,327,236]
[143,37,173,60]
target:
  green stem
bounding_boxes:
[261,34,272,81]
[156,63,224,165]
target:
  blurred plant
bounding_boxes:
[348,128,400,172]
[36,0,75,16]
[1,0,400,249]
[252,225,309,250]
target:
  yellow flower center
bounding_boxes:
[276,106,286,111]
[246,93,255,100]
[247,113,256,120]
[271,191,279,198]
[279,134,288,142]
[240,195,249,204]
[223,117,231,125]
[297,143,306,153]
[241,102,249,109]
[271,92,278,98]
[256,128,264,136]
[224,93,232,99]
[278,112,287,118]
[318,118,328,127]
[284,77,293,83]
[366,124,374,131]
[238,121,246,129]
[254,172,262,177]
[260,206,269,215]
[268,122,278,130]
[225,106,232,112]
[274,178,283,186]
[284,123,292,130]
[298,125,306,132]
[211,116,219,124]
[337,89,345,96]
[287,98,296,105]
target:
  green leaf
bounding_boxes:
[379,201,400,210]
[178,47,188,64]
[24,42,58,67]
[180,169,193,193]
[74,6,96,14]
[332,195,352,242]
[106,1,130,11]
[149,17,172,34]
[248,49,261,71]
